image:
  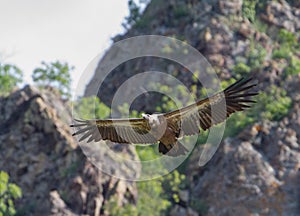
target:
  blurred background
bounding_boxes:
[0,0,300,215]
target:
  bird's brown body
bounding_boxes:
[141,113,187,155]
[71,77,258,157]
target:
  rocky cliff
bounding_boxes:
[85,0,300,112]
[0,86,138,215]
[186,78,300,215]
[2,0,300,215]
[84,0,300,215]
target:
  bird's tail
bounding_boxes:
[159,141,188,157]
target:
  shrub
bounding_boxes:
[247,41,267,70]
[0,63,23,96]
[0,171,22,216]
[272,47,291,59]
[135,179,171,216]
[242,0,258,22]
[224,111,255,137]
[232,62,251,77]
[72,96,110,119]
[32,61,73,99]
[104,196,138,216]
[284,56,300,77]
[259,85,292,121]
[272,29,299,60]
[278,29,297,46]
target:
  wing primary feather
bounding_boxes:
[79,130,94,142]
[70,123,87,127]
[87,131,97,142]
[170,77,257,134]
[72,125,95,136]
[229,77,253,89]
[227,83,257,94]
[224,77,250,91]
[73,119,89,123]
[226,97,256,103]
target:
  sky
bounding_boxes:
[0,0,129,95]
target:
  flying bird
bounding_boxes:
[71,77,258,157]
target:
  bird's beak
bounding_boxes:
[142,114,147,119]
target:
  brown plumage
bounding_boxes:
[71,77,258,157]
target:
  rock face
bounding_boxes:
[3,0,300,215]
[83,0,300,215]
[85,0,300,113]
[187,78,300,215]
[0,86,138,215]
[261,1,300,33]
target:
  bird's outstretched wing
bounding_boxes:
[71,118,157,144]
[164,77,258,136]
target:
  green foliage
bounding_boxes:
[224,111,255,137]
[284,56,300,77]
[160,95,180,113]
[0,171,22,216]
[247,40,267,70]
[135,145,160,160]
[242,0,258,22]
[135,145,186,214]
[272,29,300,77]
[104,196,138,216]
[32,61,73,99]
[73,96,110,119]
[232,62,251,77]
[161,170,186,204]
[272,47,292,59]
[278,29,297,46]
[151,82,197,113]
[0,63,23,96]
[136,179,171,215]
[223,81,292,137]
[252,18,268,33]
[118,103,139,118]
[256,85,292,121]
[272,29,298,59]
[221,78,236,89]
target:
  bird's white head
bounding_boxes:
[142,113,162,127]
[142,113,150,120]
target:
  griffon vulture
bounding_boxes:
[71,77,258,156]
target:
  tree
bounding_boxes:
[73,96,110,119]
[122,0,150,29]
[0,63,23,95]
[32,61,73,99]
[0,171,22,216]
